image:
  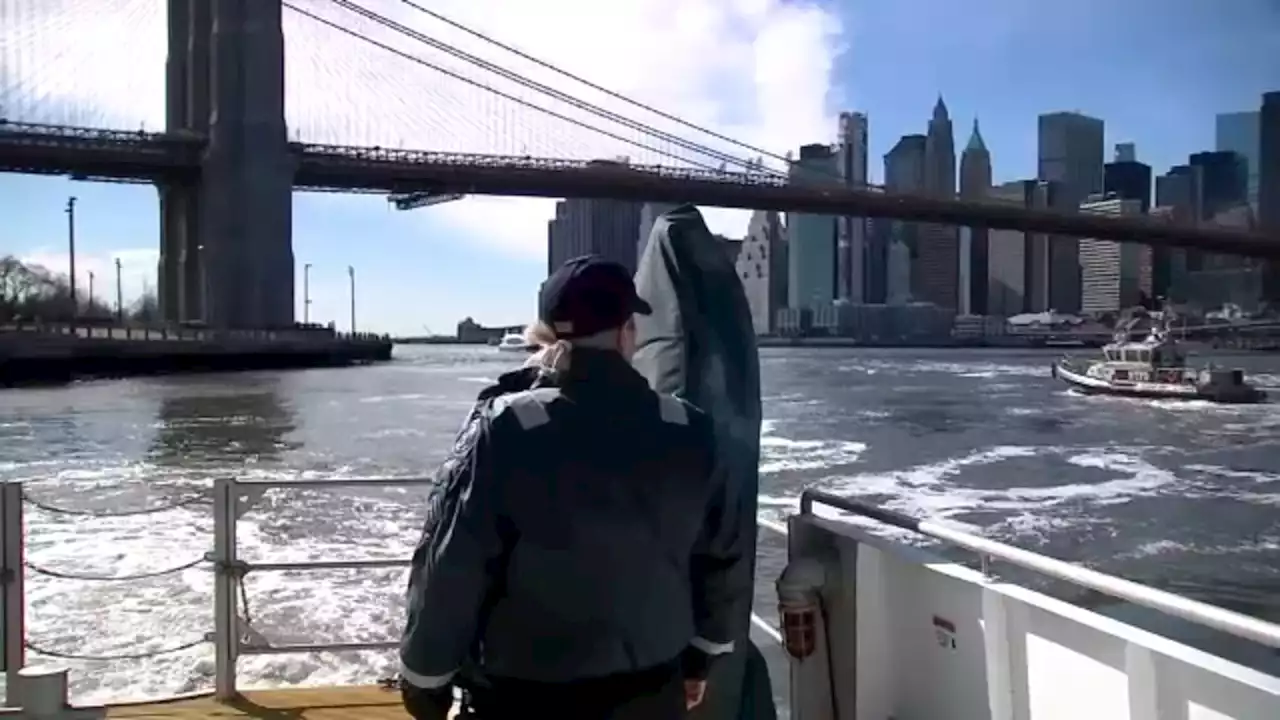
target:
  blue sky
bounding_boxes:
[1,0,1277,336]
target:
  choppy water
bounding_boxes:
[2,345,1280,706]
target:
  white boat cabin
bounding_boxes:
[1092,333,1195,386]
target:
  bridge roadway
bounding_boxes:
[4,121,1279,258]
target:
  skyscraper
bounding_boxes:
[836,111,869,303]
[1189,151,1248,218]
[547,197,643,276]
[883,134,927,304]
[1258,92,1280,231]
[736,210,789,334]
[1255,92,1279,300]
[918,97,958,309]
[1038,111,1105,314]
[1078,197,1148,314]
[1215,110,1261,213]
[986,180,1060,315]
[1103,143,1152,212]
[787,143,838,310]
[959,119,992,316]
[636,202,678,265]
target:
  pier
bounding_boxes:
[0,323,393,386]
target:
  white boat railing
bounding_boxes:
[0,477,789,706]
[788,490,1280,718]
[799,489,1280,650]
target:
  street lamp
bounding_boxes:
[115,257,123,323]
[303,263,313,324]
[88,270,95,315]
[347,265,356,334]
[65,197,77,321]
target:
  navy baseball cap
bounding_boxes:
[538,255,652,339]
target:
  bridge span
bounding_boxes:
[2,0,1277,330]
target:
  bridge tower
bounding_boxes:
[160,0,295,329]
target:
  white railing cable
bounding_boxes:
[800,489,1280,650]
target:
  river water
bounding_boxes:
[2,345,1279,706]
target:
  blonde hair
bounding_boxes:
[522,321,623,374]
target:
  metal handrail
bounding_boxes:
[1,483,24,707]
[210,477,786,700]
[799,488,1280,649]
[0,476,789,706]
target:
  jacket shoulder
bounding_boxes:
[487,387,563,431]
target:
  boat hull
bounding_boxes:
[1053,360,1267,404]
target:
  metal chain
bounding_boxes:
[20,489,209,517]
[239,571,253,627]
[25,555,209,582]
[25,637,207,662]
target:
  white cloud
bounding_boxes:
[5,0,844,259]
[18,247,161,311]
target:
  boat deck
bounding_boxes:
[103,686,422,719]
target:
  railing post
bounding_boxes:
[1,482,25,707]
[212,478,240,701]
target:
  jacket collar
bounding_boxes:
[558,348,650,395]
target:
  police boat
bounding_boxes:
[1052,311,1267,404]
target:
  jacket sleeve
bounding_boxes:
[687,441,752,671]
[400,401,505,690]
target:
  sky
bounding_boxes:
[1,0,1277,336]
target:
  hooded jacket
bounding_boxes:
[399,349,748,687]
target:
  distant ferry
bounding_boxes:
[495,332,535,353]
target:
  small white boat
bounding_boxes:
[495,332,534,353]
[1052,311,1266,404]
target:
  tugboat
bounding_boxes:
[1052,310,1267,404]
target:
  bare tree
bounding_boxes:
[129,291,160,323]
[1,256,84,323]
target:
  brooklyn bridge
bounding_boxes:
[2,0,1277,329]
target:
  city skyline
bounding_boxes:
[1,0,1277,335]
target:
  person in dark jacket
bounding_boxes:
[399,255,750,720]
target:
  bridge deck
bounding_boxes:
[103,686,424,720]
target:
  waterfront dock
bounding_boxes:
[0,323,393,385]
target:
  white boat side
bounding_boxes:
[3,479,1279,718]
[782,490,1280,720]
[1055,361,1202,398]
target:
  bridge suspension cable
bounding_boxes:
[284,2,731,174]
[389,0,799,173]
[323,0,784,177]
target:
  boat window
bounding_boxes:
[1139,350,1151,363]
